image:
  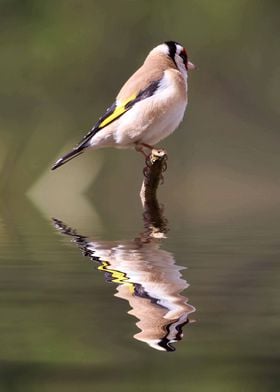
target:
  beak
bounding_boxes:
[187,61,196,71]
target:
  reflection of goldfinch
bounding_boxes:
[52,41,195,170]
[53,217,195,352]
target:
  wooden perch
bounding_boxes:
[140,149,168,202]
[140,149,168,236]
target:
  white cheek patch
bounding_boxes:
[175,53,188,81]
[176,44,184,53]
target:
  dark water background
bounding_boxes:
[0,1,280,391]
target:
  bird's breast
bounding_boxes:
[115,70,188,146]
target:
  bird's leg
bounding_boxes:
[135,143,155,155]
[140,142,154,151]
[135,144,154,169]
[135,143,149,158]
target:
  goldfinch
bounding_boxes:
[52,41,195,170]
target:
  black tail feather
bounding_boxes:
[51,147,85,170]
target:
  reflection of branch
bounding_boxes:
[140,149,168,238]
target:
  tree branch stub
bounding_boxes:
[140,148,168,205]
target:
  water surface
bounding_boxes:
[0,193,279,392]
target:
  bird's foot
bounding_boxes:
[143,148,168,180]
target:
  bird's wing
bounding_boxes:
[77,79,161,149]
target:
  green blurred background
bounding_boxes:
[0,1,280,391]
[1,0,279,208]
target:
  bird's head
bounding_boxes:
[164,41,196,73]
[149,41,196,77]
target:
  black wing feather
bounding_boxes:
[78,79,161,149]
[51,79,161,170]
[77,102,117,149]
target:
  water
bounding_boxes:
[0,192,279,392]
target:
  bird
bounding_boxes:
[51,41,195,170]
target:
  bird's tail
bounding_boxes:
[51,147,85,170]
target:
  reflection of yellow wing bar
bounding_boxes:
[98,261,135,293]
[99,95,137,129]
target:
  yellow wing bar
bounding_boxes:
[99,94,137,129]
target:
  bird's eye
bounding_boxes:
[179,49,188,65]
